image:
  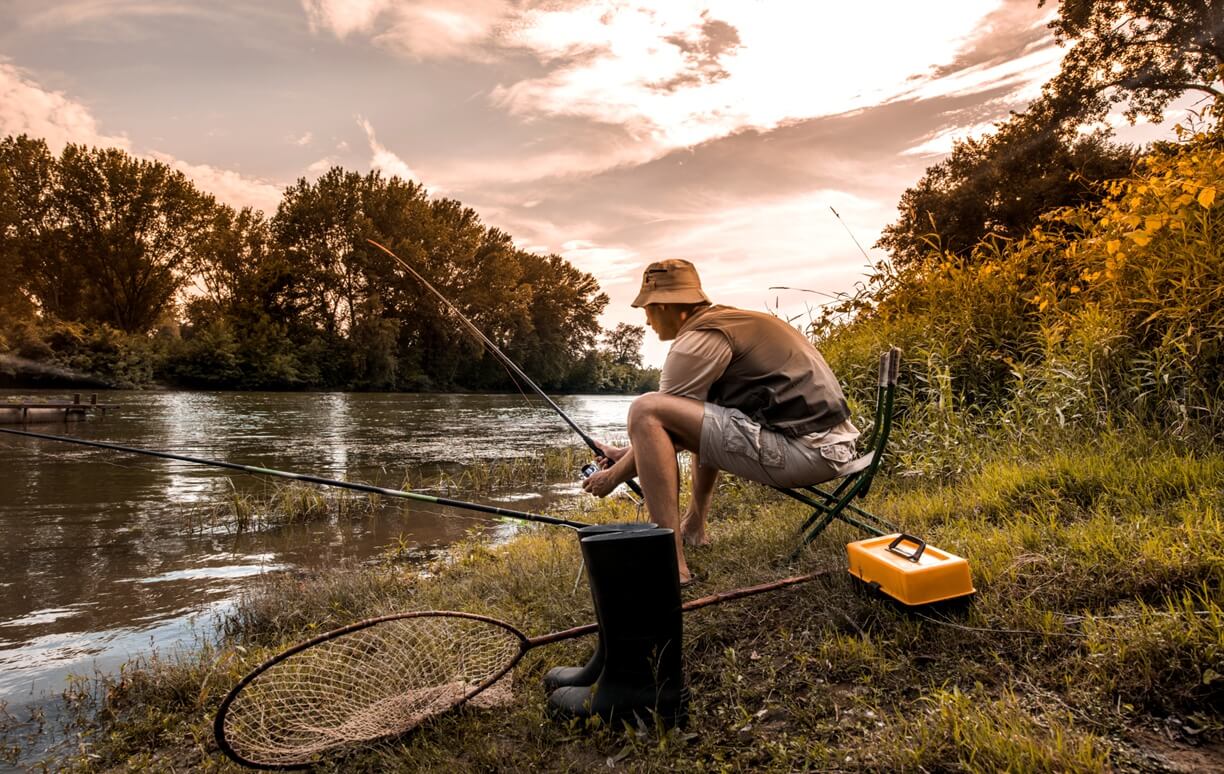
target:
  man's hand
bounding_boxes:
[582,467,620,498]
[593,440,628,467]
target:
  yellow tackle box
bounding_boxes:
[847,533,975,608]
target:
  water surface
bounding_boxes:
[0,391,634,707]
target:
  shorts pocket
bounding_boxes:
[819,441,856,464]
[723,412,760,459]
[758,430,786,468]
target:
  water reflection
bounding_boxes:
[0,390,634,709]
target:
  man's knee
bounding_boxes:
[628,391,668,430]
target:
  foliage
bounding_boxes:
[825,119,1224,457]
[0,139,638,393]
[877,117,1135,267]
[1040,0,1224,124]
[880,0,1222,269]
[2,138,216,334]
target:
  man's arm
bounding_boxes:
[583,445,637,497]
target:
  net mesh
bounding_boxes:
[219,614,523,768]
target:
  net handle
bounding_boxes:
[527,568,834,647]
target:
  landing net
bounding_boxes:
[216,612,525,769]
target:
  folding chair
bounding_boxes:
[776,347,902,558]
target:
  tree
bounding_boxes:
[878,114,1136,266]
[0,135,56,328]
[604,323,645,367]
[1040,0,1224,124]
[49,145,215,332]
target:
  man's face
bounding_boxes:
[644,304,684,341]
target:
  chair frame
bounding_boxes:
[775,347,902,557]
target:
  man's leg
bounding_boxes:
[626,392,705,582]
[681,457,719,547]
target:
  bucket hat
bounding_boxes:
[631,259,711,307]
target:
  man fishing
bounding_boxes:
[582,259,859,584]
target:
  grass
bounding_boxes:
[186,479,381,534]
[413,445,592,494]
[8,426,1221,772]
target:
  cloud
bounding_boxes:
[0,62,282,213]
[358,116,423,185]
[21,0,222,30]
[902,121,1000,156]
[307,156,337,174]
[150,153,283,213]
[0,62,130,151]
[300,0,391,38]
[302,0,512,60]
[300,2,1063,194]
[291,131,313,146]
[492,1,1033,149]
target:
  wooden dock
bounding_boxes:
[0,394,113,424]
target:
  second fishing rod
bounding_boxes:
[367,239,644,500]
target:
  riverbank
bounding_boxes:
[9,427,1220,772]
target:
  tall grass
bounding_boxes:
[818,121,1224,472]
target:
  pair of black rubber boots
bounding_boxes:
[544,522,689,728]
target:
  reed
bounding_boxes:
[414,446,591,494]
[187,479,379,534]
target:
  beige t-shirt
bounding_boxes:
[660,329,859,452]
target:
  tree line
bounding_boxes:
[0,140,657,392]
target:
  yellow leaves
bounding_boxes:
[1127,231,1152,247]
[1081,270,1102,283]
[1198,186,1216,209]
[1106,239,1121,254]
[1144,216,1164,232]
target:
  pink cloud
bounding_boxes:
[0,62,130,151]
[0,62,282,213]
[150,153,283,214]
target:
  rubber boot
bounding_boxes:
[547,528,688,728]
[542,522,659,693]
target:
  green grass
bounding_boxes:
[10,428,1221,772]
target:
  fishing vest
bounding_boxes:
[677,305,850,436]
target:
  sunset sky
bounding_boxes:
[0,0,1189,365]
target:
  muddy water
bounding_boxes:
[0,391,634,710]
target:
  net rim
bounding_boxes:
[214,610,530,771]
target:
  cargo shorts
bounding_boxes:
[698,403,857,488]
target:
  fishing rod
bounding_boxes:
[367,239,644,499]
[0,427,586,529]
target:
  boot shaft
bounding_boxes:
[579,529,684,685]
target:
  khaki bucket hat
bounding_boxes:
[631,259,711,307]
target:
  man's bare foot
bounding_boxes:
[680,515,710,547]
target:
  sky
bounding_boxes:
[0,0,1192,366]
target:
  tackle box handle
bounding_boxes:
[887,533,927,563]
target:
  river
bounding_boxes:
[0,390,634,719]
